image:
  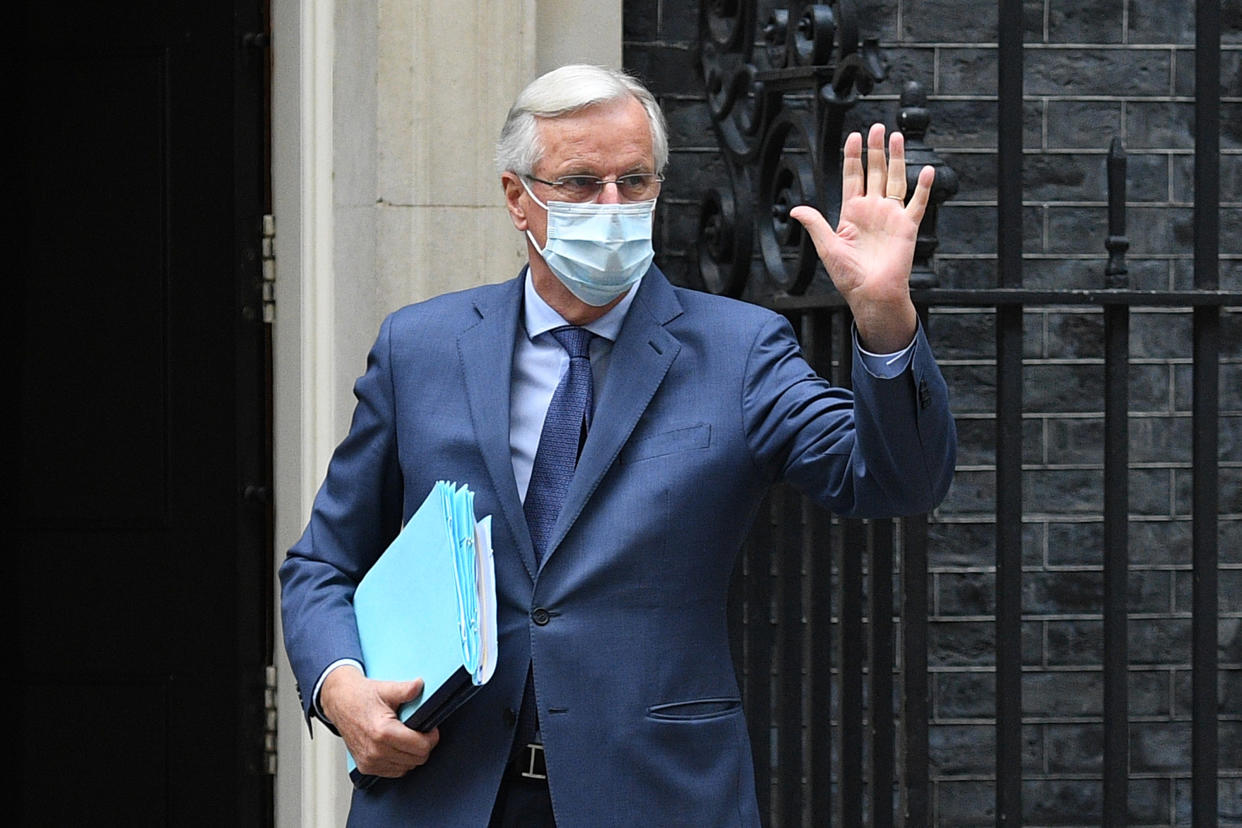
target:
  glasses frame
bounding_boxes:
[523,172,665,203]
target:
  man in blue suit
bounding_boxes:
[280,64,956,826]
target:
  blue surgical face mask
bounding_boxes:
[523,180,657,307]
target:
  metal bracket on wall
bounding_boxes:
[264,664,277,775]
[695,1,957,300]
[261,214,276,323]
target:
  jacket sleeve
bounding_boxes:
[742,314,956,518]
[279,314,405,726]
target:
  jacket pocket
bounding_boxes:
[620,423,711,464]
[647,696,742,721]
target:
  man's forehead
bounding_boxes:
[535,99,654,170]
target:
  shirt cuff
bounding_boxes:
[853,324,917,379]
[313,658,365,723]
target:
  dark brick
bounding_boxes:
[1131,311,1193,359]
[1122,151,1170,202]
[934,780,995,825]
[1128,467,1172,515]
[1127,364,1173,412]
[1130,416,1191,465]
[925,518,1000,566]
[1046,618,1104,665]
[1129,519,1191,565]
[624,0,658,41]
[1022,670,1102,716]
[1125,101,1195,150]
[1044,417,1105,465]
[1024,151,1108,201]
[930,619,996,666]
[1046,206,1108,255]
[938,570,996,615]
[930,723,997,774]
[911,99,999,149]
[1024,363,1104,412]
[938,47,999,96]
[1046,723,1106,774]
[1025,48,1170,97]
[1045,100,1123,150]
[1048,521,1104,567]
[657,0,695,44]
[1131,721,1191,772]
[1129,568,1173,613]
[1045,310,1104,358]
[1129,669,1172,716]
[1128,776,1172,823]
[1130,617,1192,664]
[902,1,998,43]
[1046,0,1125,44]
[1127,0,1195,44]
[1025,570,1102,614]
[935,670,995,717]
[1023,778,1103,823]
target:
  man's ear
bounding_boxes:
[501,172,528,231]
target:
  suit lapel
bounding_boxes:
[540,270,684,567]
[458,275,540,580]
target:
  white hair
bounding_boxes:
[494,64,669,177]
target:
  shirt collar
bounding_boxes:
[522,270,639,343]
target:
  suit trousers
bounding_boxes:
[488,774,555,827]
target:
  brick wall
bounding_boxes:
[623,1,1241,825]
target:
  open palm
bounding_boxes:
[791,124,934,353]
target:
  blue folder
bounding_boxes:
[347,481,497,785]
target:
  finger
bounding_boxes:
[905,164,936,225]
[789,204,838,262]
[865,123,887,197]
[887,131,907,201]
[377,678,425,710]
[841,131,864,202]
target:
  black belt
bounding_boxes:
[508,742,547,782]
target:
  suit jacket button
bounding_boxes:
[918,378,932,409]
[532,607,551,626]
[503,707,517,727]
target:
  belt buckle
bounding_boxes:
[519,742,547,781]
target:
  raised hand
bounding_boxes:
[790,123,934,353]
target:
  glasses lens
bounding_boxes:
[617,174,658,199]
[557,176,602,201]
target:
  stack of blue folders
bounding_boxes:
[347,481,497,782]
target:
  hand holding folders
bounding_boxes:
[345,481,498,784]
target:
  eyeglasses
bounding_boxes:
[524,172,664,203]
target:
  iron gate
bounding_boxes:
[693,1,1241,825]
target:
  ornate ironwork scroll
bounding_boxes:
[695,1,957,298]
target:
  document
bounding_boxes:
[347,481,498,783]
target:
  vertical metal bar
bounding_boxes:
[778,486,805,828]
[902,514,930,827]
[870,519,896,828]
[839,310,865,826]
[840,518,866,826]
[747,495,774,819]
[1193,2,1221,824]
[1102,303,1130,827]
[1102,137,1131,827]
[805,310,835,827]
[996,0,1025,825]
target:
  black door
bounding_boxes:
[17,1,272,823]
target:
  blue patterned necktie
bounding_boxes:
[515,325,595,757]
[524,325,595,563]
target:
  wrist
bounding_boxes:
[852,300,918,354]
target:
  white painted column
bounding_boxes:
[271,1,622,824]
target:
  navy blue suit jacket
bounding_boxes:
[280,267,956,826]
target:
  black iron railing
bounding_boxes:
[698,1,1240,826]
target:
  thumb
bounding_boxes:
[789,205,838,262]
[376,677,425,710]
